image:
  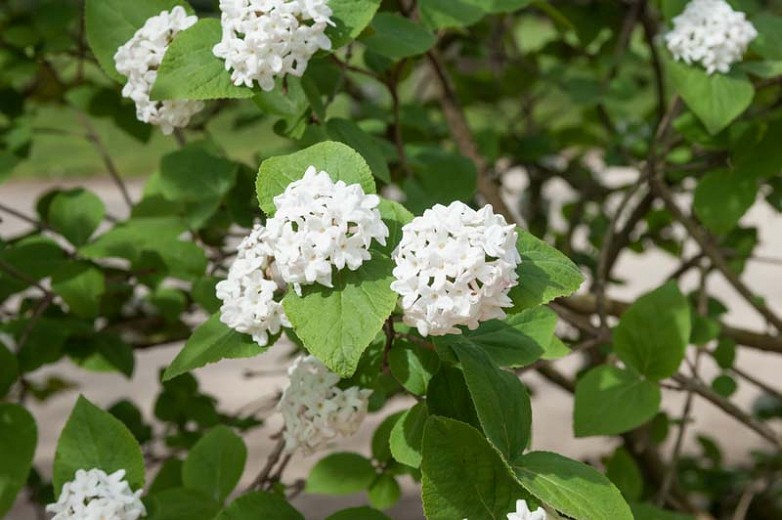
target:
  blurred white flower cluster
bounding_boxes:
[46,468,146,520]
[114,6,204,134]
[278,355,372,454]
[216,223,290,346]
[264,167,388,294]
[216,168,387,345]
[213,0,333,90]
[665,0,757,74]
[391,201,520,337]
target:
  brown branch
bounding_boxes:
[77,113,133,209]
[0,203,47,231]
[246,433,286,492]
[425,49,516,222]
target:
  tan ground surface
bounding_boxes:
[2,177,781,519]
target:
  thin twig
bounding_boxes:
[77,113,133,209]
[0,203,47,230]
[246,433,286,492]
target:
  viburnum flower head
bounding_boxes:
[213,0,334,91]
[278,355,372,454]
[391,201,521,337]
[263,166,388,294]
[114,6,204,134]
[46,468,146,520]
[216,223,290,347]
[665,0,757,74]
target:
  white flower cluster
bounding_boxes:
[213,0,333,91]
[264,166,388,294]
[391,201,520,337]
[507,500,547,520]
[216,223,290,346]
[665,0,757,74]
[278,355,372,454]
[46,469,146,520]
[217,168,387,345]
[114,7,204,135]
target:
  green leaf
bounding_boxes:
[389,402,428,468]
[631,502,694,520]
[0,236,67,300]
[512,451,633,520]
[151,19,254,101]
[403,148,477,215]
[388,340,440,396]
[361,13,436,60]
[146,487,222,520]
[164,314,266,381]
[453,345,531,461]
[660,0,688,19]
[283,255,397,377]
[148,458,184,495]
[159,145,239,202]
[326,118,390,183]
[426,365,480,429]
[419,0,485,29]
[508,230,584,312]
[182,425,247,504]
[51,262,106,318]
[421,417,523,520]
[253,76,310,138]
[327,0,382,49]
[751,14,782,61]
[0,343,18,398]
[326,507,391,520]
[666,57,755,135]
[53,395,144,495]
[574,365,661,437]
[481,0,535,13]
[369,474,401,510]
[306,452,377,495]
[0,404,36,518]
[613,281,691,381]
[257,141,376,215]
[443,306,557,367]
[372,412,402,462]
[218,492,304,520]
[693,169,756,235]
[605,448,643,501]
[48,188,105,246]
[711,374,737,397]
[85,0,187,82]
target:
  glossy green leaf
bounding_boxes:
[327,0,382,48]
[667,57,754,135]
[283,255,397,377]
[389,402,428,468]
[388,340,440,396]
[574,365,661,437]
[512,451,633,520]
[53,396,144,495]
[613,282,691,381]
[454,345,531,461]
[182,425,247,504]
[257,141,376,215]
[508,230,584,312]
[164,314,266,381]
[151,19,254,101]
[159,145,238,202]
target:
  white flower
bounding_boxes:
[216,223,290,347]
[46,468,146,520]
[278,355,372,454]
[114,6,204,134]
[391,201,520,337]
[262,166,388,294]
[665,0,757,74]
[213,0,334,91]
[507,499,547,520]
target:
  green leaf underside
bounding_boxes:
[257,141,376,215]
[283,255,397,377]
[164,314,264,381]
[53,396,144,495]
[574,365,661,437]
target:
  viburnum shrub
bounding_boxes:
[1,0,782,519]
